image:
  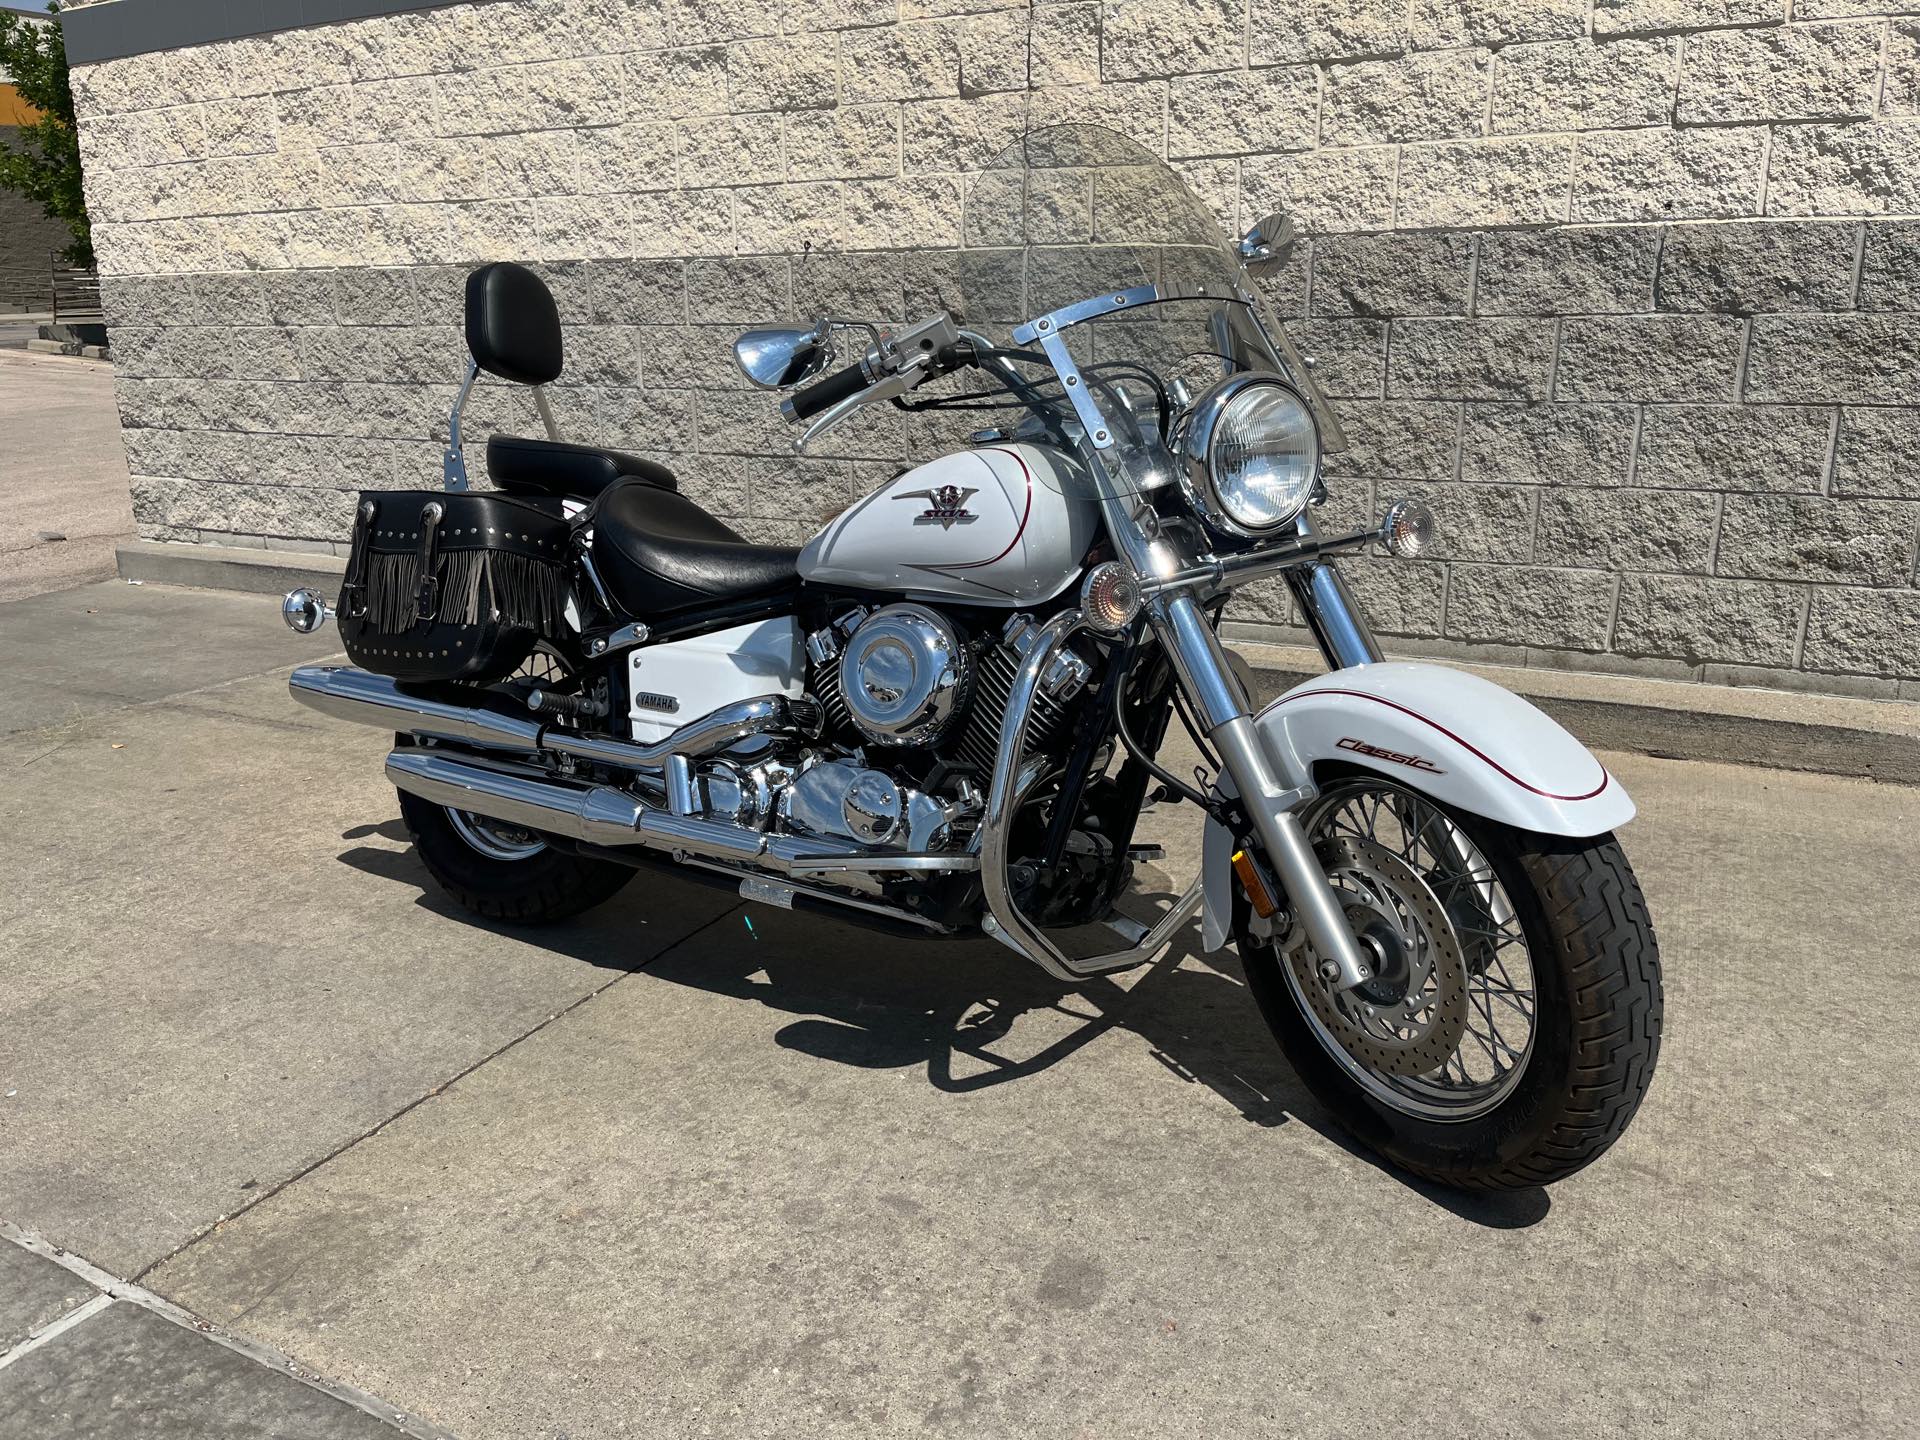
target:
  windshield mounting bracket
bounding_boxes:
[1030,330,1115,451]
[1011,283,1161,346]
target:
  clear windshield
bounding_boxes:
[784,124,1343,500]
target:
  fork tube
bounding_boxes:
[1209,715,1372,991]
[1286,510,1382,669]
[1150,592,1375,992]
[1287,562,1382,671]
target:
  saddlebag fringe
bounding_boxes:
[338,490,573,684]
[365,551,423,634]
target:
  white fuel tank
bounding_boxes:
[798,443,1099,607]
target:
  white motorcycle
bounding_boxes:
[281,125,1661,1189]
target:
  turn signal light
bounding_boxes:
[1379,499,1437,558]
[1231,848,1280,919]
[1080,561,1143,633]
[281,588,332,634]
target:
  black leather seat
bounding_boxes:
[590,478,800,617]
[487,435,676,502]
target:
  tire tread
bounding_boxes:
[1479,836,1663,1189]
[398,790,632,925]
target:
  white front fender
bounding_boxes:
[1198,662,1634,952]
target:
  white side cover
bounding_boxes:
[1198,661,1635,951]
[626,617,804,742]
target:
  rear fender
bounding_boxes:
[1198,661,1634,952]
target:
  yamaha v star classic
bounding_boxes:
[280,126,1661,1189]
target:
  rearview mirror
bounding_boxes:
[734,325,833,390]
[1237,213,1298,277]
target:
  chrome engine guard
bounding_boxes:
[979,610,1202,982]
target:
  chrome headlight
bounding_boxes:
[1175,373,1320,538]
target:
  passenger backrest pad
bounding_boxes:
[464,262,563,386]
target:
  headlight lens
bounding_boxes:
[1178,375,1320,537]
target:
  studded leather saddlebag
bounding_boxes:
[337,491,572,684]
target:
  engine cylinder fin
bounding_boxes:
[956,641,1065,774]
[812,657,854,737]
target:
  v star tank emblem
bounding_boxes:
[897,485,978,529]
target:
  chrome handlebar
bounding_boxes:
[784,311,967,453]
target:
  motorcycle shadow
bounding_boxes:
[338,836,1549,1229]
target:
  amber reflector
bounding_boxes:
[1231,848,1279,918]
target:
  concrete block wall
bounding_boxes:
[61,0,1920,698]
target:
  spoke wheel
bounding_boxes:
[1283,781,1538,1122]
[510,642,573,692]
[446,809,548,861]
[1234,771,1662,1189]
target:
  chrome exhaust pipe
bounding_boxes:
[293,665,542,750]
[385,748,791,867]
[292,665,819,770]
[385,750,981,878]
[386,749,647,846]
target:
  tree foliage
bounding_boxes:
[0,4,92,269]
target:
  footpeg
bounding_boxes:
[528,688,609,723]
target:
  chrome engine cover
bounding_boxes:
[778,760,957,852]
[837,604,971,748]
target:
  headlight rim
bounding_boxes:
[1175,371,1321,541]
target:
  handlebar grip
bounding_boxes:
[783,360,872,423]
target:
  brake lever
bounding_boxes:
[794,356,930,454]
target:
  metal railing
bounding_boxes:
[49,256,101,322]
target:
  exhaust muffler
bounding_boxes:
[385,749,778,866]
[294,665,543,749]
[290,665,818,771]
[385,749,648,847]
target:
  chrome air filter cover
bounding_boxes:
[837,603,972,747]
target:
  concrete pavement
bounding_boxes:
[0,1225,442,1439]
[2,580,1916,1437]
[0,348,134,602]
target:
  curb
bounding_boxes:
[118,541,1920,785]
[119,539,344,596]
[24,338,111,360]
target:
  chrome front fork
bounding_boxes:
[1150,592,1378,991]
[982,479,1381,987]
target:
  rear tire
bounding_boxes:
[1236,789,1662,1190]
[397,787,633,924]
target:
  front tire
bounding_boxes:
[397,787,633,925]
[1235,778,1662,1190]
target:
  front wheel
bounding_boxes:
[1234,775,1662,1190]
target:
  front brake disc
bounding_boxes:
[1284,835,1470,1078]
